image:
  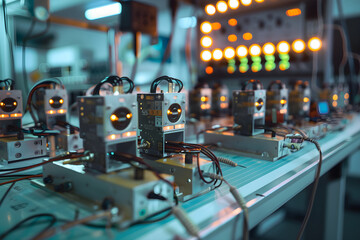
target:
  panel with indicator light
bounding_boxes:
[0,90,23,137]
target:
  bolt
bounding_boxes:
[14,142,21,148]
[15,153,22,158]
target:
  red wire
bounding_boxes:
[0,174,43,186]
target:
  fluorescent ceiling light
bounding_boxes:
[85,3,122,20]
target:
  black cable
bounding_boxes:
[93,76,134,95]
[2,0,16,81]
[150,76,183,93]
[0,213,57,240]
[136,209,173,224]
[0,182,15,208]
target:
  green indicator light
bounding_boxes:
[265,62,276,71]
[228,59,235,65]
[251,56,261,63]
[240,57,248,64]
[239,64,249,73]
[279,61,290,71]
[279,53,290,61]
[265,55,275,62]
[251,63,262,72]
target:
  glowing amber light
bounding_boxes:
[236,45,248,57]
[243,32,253,40]
[110,134,116,140]
[58,109,64,114]
[228,0,240,9]
[13,101,17,106]
[200,21,212,34]
[126,113,132,119]
[201,36,212,48]
[249,44,261,56]
[212,22,222,30]
[255,0,264,2]
[344,93,349,99]
[303,97,310,103]
[0,102,4,106]
[292,39,306,53]
[227,66,235,74]
[110,114,118,121]
[205,66,214,74]
[0,114,9,118]
[308,37,322,51]
[200,50,212,62]
[205,4,216,15]
[263,42,275,55]
[228,34,237,42]
[201,96,207,102]
[332,101,338,107]
[177,109,182,113]
[49,99,54,104]
[255,102,260,107]
[228,18,237,26]
[332,94,338,101]
[241,0,252,6]
[224,47,235,59]
[220,96,226,101]
[280,99,287,105]
[216,1,228,13]
[59,98,64,104]
[212,48,223,61]
[286,8,302,17]
[277,41,290,54]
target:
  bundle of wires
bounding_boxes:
[0,78,14,89]
[150,76,183,93]
[54,120,80,133]
[92,76,134,95]
[165,141,223,188]
[25,78,64,125]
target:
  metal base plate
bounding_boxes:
[40,161,174,228]
[204,130,291,161]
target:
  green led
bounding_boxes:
[265,62,276,71]
[228,59,236,65]
[251,56,261,64]
[279,61,290,71]
[251,63,262,72]
[265,55,275,62]
[240,57,248,64]
[279,53,290,61]
[239,64,249,73]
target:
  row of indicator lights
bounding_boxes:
[107,131,137,141]
[205,0,265,15]
[218,62,289,74]
[200,38,322,62]
[332,93,349,107]
[47,109,67,114]
[0,113,22,118]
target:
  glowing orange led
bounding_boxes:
[212,48,223,61]
[308,37,322,51]
[220,96,226,101]
[0,114,9,118]
[228,34,237,42]
[286,8,302,17]
[292,39,306,53]
[201,36,213,48]
[205,4,216,15]
[49,99,54,104]
[228,0,240,9]
[13,101,17,106]
[224,47,235,59]
[280,99,287,105]
[216,1,228,13]
[59,98,64,104]
[0,102,4,106]
[344,93,349,99]
[201,50,212,62]
[110,114,118,121]
[201,96,207,102]
[228,18,237,26]
[227,66,235,74]
[212,22,222,30]
[241,0,252,6]
[277,41,290,54]
[126,113,132,119]
[205,66,214,74]
[332,101,338,107]
[200,21,212,34]
[332,94,338,101]
[255,0,264,2]
[303,97,310,103]
[263,42,275,55]
[243,32,253,40]
[249,44,261,56]
[236,45,248,57]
